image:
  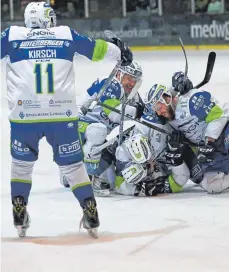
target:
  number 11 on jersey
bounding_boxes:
[34,63,54,94]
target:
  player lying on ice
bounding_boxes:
[152,72,229,193]
[60,62,145,195]
[90,72,229,196]
[1,1,133,237]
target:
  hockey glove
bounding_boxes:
[134,176,172,197]
[110,37,133,66]
[197,140,216,163]
[172,71,193,95]
[165,130,185,166]
[134,102,145,119]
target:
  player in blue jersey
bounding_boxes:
[1,1,133,237]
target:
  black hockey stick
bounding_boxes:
[105,30,126,146]
[97,101,170,135]
[194,51,216,89]
[80,30,122,115]
[178,38,216,90]
[179,37,188,84]
[80,61,120,115]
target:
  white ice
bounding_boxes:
[1,51,229,272]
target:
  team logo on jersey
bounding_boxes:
[27,29,55,39]
[19,112,25,119]
[64,41,70,47]
[67,122,74,128]
[59,140,80,155]
[13,42,18,49]
[100,112,119,128]
[191,95,204,110]
[18,100,33,106]
[49,99,73,108]
[66,110,72,117]
[20,40,64,48]
[11,139,30,155]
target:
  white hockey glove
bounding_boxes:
[121,162,147,184]
[80,93,98,115]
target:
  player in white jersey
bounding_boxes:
[110,110,192,196]
[1,1,133,237]
[63,62,144,195]
[79,61,144,132]
[145,79,229,194]
[103,77,229,197]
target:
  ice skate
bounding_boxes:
[12,196,30,238]
[91,175,110,197]
[80,197,99,238]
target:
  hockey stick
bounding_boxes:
[178,38,216,90]
[179,37,188,84]
[91,80,142,156]
[80,30,122,115]
[80,61,120,115]
[194,51,216,89]
[106,30,126,146]
[90,122,136,156]
[97,101,170,135]
[118,93,127,145]
[104,30,133,146]
[90,96,170,157]
[117,78,142,145]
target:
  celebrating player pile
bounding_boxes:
[1,1,133,238]
[81,69,229,197]
[114,75,229,196]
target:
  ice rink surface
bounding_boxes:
[1,50,229,272]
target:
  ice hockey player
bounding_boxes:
[92,74,229,197]
[80,61,144,131]
[112,83,229,197]
[62,62,144,195]
[1,1,133,237]
[113,108,193,197]
[144,75,229,194]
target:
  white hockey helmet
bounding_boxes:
[145,84,172,112]
[121,162,147,184]
[125,134,153,164]
[115,61,143,97]
[116,61,143,81]
[24,2,56,28]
